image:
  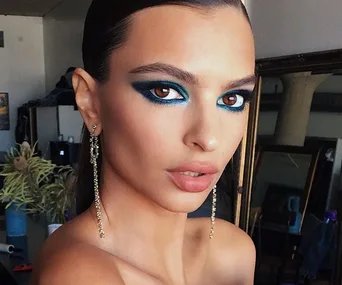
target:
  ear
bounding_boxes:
[72,68,102,136]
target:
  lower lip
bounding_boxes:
[167,172,215,193]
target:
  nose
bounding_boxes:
[183,103,220,152]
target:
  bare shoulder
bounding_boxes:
[212,218,256,255]
[188,218,256,285]
[30,224,124,285]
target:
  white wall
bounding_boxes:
[43,18,84,92]
[247,0,342,58]
[0,16,45,152]
[245,0,342,139]
[43,0,91,92]
[42,0,91,142]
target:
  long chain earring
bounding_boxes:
[90,124,105,239]
[210,184,217,239]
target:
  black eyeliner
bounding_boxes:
[131,80,189,105]
[217,89,253,112]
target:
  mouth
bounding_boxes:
[167,162,218,193]
[178,171,205,177]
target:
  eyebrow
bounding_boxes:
[129,62,256,90]
[129,62,198,85]
[223,74,256,90]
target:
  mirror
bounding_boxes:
[239,49,342,285]
[252,146,320,235]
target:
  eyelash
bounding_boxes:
[131,81,189,105]
[131,81,252,111]
[217,90,253,112]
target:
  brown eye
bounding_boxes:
[223,94,237,106]
[154,88,170,98]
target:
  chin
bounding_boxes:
[153,190,210,214]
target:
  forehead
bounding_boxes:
[111,5,255,82]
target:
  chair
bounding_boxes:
[253,184,303,285]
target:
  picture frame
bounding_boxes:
[0,92,10,130]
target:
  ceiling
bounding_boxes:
[0,0,64,17]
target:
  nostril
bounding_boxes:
[183,119,219,152]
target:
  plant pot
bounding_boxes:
[47,223,62,236]
[5,203,27,237]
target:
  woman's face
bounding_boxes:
[86,5,255,213]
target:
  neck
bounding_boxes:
[95,165,188,283]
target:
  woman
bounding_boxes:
[31,0,256,284]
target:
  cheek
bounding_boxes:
[220,112,247,162]
[99,90,185,169]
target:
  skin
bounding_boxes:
[31,4,256,285]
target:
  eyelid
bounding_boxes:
[131,80,189,105]
[131,80,253,109]
[220,89,253,100]
[216,89,253,112]
[132,80,189,99]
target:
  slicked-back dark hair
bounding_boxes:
[76,0,250,215]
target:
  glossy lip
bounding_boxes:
[167,162,219,193]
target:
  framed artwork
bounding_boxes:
[0,92,9,130]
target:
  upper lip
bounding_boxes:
[168,162,219,175]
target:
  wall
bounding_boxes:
[43,18,84,92]
[43,0,91,92]
[43,0,91,142]
[247,0,342,58]
[247,0,342,144]
[0,16,45,152]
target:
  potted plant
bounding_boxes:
[39,166,75,235]
[0,141,75,236]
